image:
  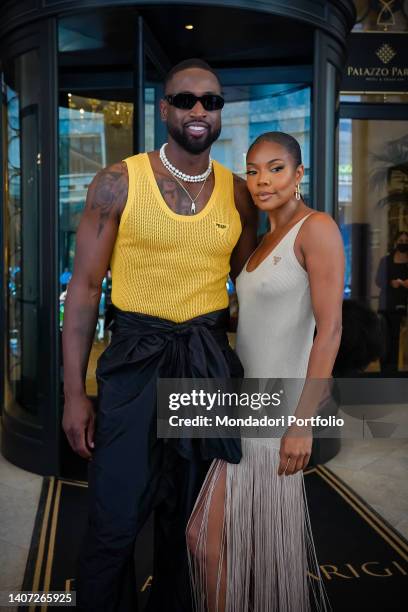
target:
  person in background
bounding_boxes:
[333,299,385,376]
[376,231,408,374]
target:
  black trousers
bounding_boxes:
[380,311,404,374]
[76,307,242,612]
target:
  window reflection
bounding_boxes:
[214,83,311,238]
[5,84,22,395]
[214,84,310,192]
[145,88,155,152]
[338,118,408,373]
[213,83,311,326]
[3,50,41,419]
[59,94,134,395]
[341,93,408,104]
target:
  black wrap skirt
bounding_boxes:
[96,305,243,463]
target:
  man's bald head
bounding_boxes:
[164,58,221,94]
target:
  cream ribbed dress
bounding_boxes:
[236,214,315,379]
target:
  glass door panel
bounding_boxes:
[58,94,133,396]
[338,117,408,374]
[211,82,311,332]
[2,49,41,422]
[214,84,311,187]
[145,87,155,151]
[214,83,311,236]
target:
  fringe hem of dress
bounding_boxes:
[187,439,331,612]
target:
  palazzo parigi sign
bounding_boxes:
[347,66,408,78]
[342,33,408,91]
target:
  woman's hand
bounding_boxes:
[278,425,312,476]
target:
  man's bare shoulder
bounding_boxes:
[232,172,246,191]
[232,173,257,225]
[85,161,129,233]
[88,161,128,209]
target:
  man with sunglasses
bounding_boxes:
[62,58,257,612]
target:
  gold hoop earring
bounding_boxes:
[295,184,301,201]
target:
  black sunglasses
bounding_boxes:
[164,93,225,111]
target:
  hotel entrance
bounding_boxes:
[0,0,355,476]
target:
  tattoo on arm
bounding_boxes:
[90,162,128,237]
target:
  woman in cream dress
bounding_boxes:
[186,132,344,612]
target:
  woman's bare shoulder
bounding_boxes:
[304,210,338,228]
[300,210,342,249]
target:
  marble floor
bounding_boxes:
[0,419,407,600]
[0,445,42,601]
[326,437,408,540]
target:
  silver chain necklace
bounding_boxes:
[159,143,212,183]
[171,171,209,214]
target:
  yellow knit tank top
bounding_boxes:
[110,153,242,322]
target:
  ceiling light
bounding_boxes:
[185,24,194,30]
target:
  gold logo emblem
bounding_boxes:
[376,43,396,65]
[215,221,228,232]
